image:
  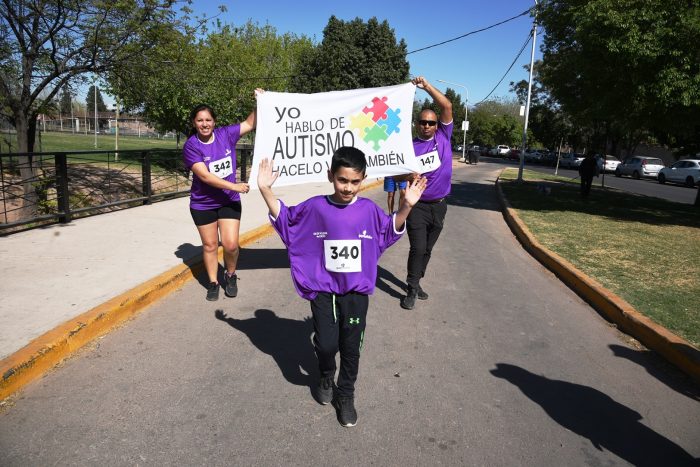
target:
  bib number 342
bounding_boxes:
[324,240,362,273]
[209,155,233,179]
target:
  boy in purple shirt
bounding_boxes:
[257,147,427,427]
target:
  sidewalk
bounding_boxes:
[0,180,376,362]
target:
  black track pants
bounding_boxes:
[310,292,368,398]
[406,199,447,289]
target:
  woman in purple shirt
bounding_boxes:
[182,90,262,301]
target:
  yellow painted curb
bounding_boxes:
[1,180,385,401]
[495,175,700,383]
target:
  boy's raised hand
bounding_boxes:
[257,158,279,190]
[404,176,428,207]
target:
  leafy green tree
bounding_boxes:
[469,99,526,148]
[537,0,700,155]
[110,21,312,146]
[0,0,181,217]
[291,16,409,93]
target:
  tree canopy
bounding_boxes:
[536,0,700,155]
[290,16,410,93]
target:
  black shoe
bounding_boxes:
[224,272,238,297]
[206,282,220,301]
[315,376,335,405]
[331,396,357,427]
[400,288,417,310]
[417,285,429,300]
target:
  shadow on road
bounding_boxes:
[375,265,405,299]
[447,180,501,212]
[490,363,698,466]
[237,247,290,270]
[175,244,290,289]
[215,309,316,388]
[608,344,700,402]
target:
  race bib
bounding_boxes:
[324,240,362,273]
[209,155,233,179]
[417,150,441,173]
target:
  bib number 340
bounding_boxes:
[324,240,362,273]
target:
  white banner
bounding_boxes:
[249,83,421,188]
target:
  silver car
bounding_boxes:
[615,156,665,179]
[657,159,700,187]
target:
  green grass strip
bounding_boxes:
[500,168,700,347]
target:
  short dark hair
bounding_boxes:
[330,146,367,175]
[188,104,217,136]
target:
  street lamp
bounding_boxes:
[518,0,539,182]
[437,79,469,163]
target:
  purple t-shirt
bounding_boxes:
[413,120,454,201]
[182,124,242,210]
[271,195,405,300]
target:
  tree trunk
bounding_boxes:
[15,114,40,221]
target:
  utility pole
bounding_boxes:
[517,1,538,182]
[94,78,98,149]
[115,97,120,161]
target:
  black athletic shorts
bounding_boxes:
[190,201,242,226]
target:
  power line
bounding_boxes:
[406,8,532,55]
[475,30,532,105]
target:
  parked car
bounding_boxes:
[559,152,585,169]
[615,156,665,179]
[596,155,621,173]
[657,159,700,187]
[454,144,464,152]
[508,149,521,161]
[496,145,510,157]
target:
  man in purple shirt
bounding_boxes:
[258,147,427,427]
[401,76,454,310]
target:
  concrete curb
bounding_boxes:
[495,175,700,383]
[0,179,382,401]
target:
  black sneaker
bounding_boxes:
[331,396,357,427]
[224,272,238,297]
[400,288,417,310]
[206,282,220,301]
[314,376,335,405]
[417,285,429,300]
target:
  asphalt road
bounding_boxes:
[1,161,698,466]
[483,156,698,205]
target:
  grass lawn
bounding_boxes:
[34,132,180,152]
[499,168,700,348]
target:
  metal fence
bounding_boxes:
[0,145,253,234]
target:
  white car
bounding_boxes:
[496,145,510,156]
[615,156,665,179]
[559,153,585,169]
[657,159,700,187]
[597,155,621,173]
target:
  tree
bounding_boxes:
[0,0,180,217]
[109,20,313,146]
[537,0,700,156]
[291,16,409,93]
[86,85,107,113]
[59,88,73,115]
[468,99,526,148]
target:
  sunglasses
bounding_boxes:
[418,120,437,127]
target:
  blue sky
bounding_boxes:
[103,1,542,107]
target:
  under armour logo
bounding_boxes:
[349,317,360,325]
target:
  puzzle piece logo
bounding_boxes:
[350,96,402,150]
